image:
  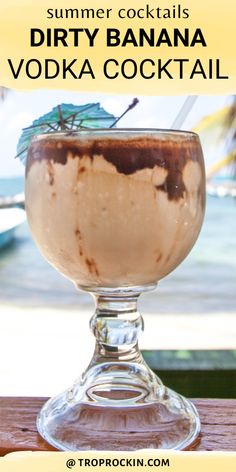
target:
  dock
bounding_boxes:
[0,193,25,209]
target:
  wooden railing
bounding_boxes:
[0,397,236,453]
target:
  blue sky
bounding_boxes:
[0,90,229,177]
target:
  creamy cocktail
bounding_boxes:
[26,130,204,288]
[25,129,205,451]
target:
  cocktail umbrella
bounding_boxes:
[16,99,139,165]
[16,103,116,165]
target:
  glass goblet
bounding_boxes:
[25,129,205,451]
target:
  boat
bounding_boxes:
[0,207,26,250]
[205,149,236,197]
[206,179,236,198]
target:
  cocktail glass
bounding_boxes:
[25,129,205,450]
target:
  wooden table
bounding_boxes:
[0,397,235,455]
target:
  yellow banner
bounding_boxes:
[0,0,235,94]
[1,451,236,472]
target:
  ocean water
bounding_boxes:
[0,176,236,314]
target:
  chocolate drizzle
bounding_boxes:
[156,169,186,200]
[26,134,204,202]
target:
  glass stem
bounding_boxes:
[89,294,144,367]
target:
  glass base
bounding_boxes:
[37,372,200,451]
[37,289,200,450]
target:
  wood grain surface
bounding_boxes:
[0,397,236,455]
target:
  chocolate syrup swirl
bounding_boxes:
[26,133,204,202]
